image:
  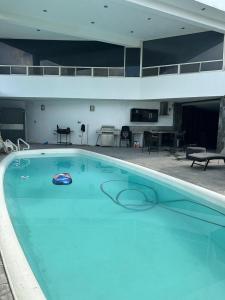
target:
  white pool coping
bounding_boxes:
[1,148,225,300]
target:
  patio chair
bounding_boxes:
[142,131,151,154]
[120,126,132,147]
[142,131,159,154]
[188,147,225,171]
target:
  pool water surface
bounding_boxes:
[4,154,225,300]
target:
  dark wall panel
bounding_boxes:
[143,31,224,67]
[0,40,125,67]
[125,48,141,77]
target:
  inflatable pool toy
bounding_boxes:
[52,173,72,185]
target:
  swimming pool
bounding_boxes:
[1,149,225,299]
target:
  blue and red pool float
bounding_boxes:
[52,173,72,185]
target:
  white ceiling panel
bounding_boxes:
[0,0,224,46]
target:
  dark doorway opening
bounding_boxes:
[182,100,219,150]
[0,107,25,143]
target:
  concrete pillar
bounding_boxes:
[173,103,183,131]
[223,34,225,70]
[140,41,143,77]
[217,96,225,151]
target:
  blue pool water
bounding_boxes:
[4,153,225,300]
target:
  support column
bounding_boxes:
[172,102,183,149]
[217,96,225,151]
[140,41,143,77]
[173,103,183,132]
[223,34,225,70]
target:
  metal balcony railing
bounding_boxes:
[0,65,125,77]
[142,59,224,77]
[0,59,223,78]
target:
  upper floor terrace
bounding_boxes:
[0,30,224,101]
[1,59,225,101]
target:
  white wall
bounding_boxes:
[0,76,140,100]
[26,99,173,145]
[1,71,225,101]
[140,71,225,100]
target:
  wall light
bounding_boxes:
[41,104,45,111]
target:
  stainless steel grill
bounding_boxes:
[96,125,120,146]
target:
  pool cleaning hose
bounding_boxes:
[100,180,158,211]
[100,180,225,227]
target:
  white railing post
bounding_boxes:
[178,64,181,74]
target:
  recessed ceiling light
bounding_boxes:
[36,29,41,31]
[130,30,134,34]
[147,17,151,20]
[90,21,95,24]
[104,5,108,8]
[42,9,47,12]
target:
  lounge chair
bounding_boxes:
[188,148,225,171]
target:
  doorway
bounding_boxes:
[0,107,26,143]
[182,100,220,150]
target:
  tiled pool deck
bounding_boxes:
[0,144,225,299]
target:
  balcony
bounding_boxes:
[0,60,225,101]
[0,59,223,79]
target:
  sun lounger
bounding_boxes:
[189,151,225,171]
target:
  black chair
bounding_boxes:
[150,132,160,151]
[120,126,132,147]
[142,131,159,154]
[142,131,151,154]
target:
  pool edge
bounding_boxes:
[1,148,225,299]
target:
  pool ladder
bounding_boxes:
[17,138,30,151]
